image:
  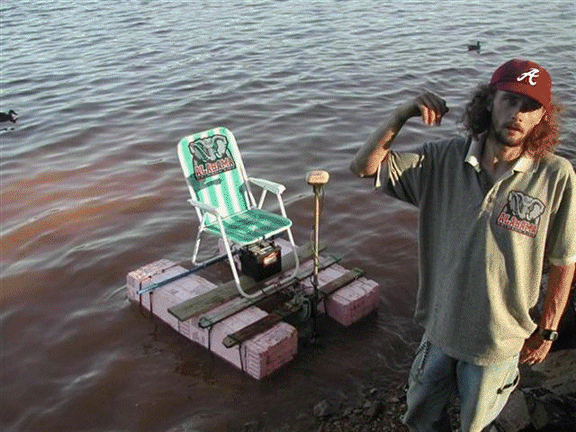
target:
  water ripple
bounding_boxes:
[2,1,575,431]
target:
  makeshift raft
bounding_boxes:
[126,239,380,379]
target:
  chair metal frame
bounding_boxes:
[177,127,299,298]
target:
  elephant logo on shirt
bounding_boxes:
[508,191,545,223]
[496,191,545,238]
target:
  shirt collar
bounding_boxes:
[465,134,539,174]
[465,136,483,172]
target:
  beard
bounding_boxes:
[489,122,526,148]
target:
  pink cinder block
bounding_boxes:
[299,263,380,327]
[127,260,298,379]
[127,260,216,331]
[126,259,182,301]
[244,322,298,376]
[207,307,298,378]
[326,278,380,327]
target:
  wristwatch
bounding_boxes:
[538,328,559,341]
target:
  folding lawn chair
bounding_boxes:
[177,127,299,298]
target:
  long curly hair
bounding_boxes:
[462,84,562,159]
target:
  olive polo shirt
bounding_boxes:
[382,136,576,365]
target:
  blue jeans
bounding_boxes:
[403,337,519,432]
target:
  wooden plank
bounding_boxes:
[168,242,322,322]
[222,268,365,348]
[318,268,364,297]
[198,255,341,329]
[222,304,299,348]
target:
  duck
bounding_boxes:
[468,41,481,52]
[0,110,18,123]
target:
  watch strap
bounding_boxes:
[538,328,559,341]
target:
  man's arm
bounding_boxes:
[349,92,449,178]
[520,262,576,364]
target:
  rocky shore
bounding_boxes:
[238,351,574,432]
[491,348,576,432]
[240,283,575,432]
[313,290,576,432]
[273,318,574,431]
[303,348,575,432]
[307,288,576,432]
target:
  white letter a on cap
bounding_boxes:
[517,68,540,86]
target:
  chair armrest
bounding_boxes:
[187,199,221,217]
[249,177,286,194]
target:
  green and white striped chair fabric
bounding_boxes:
[177,127,299,297]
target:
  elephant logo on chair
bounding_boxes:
[190,134,236,180]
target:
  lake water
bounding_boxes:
[1,1,575,431]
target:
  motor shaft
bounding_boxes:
[306,170,330,338]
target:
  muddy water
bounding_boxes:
[2,1,575,431]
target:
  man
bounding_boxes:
[350,59,576,431]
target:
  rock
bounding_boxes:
[313,400,332,419]
[492,390,531,432]
[242,420,260,432]
[531,349,576,395]
[525,387,576,431]
[363,400,383,419]
[493,348,576,432]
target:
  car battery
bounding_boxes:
[240,241,282,281]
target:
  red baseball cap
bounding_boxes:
[490,59,552,112]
